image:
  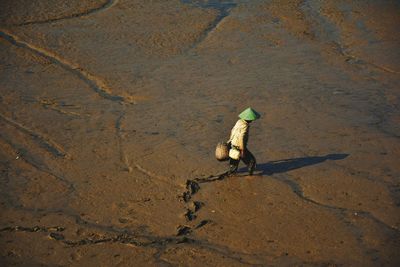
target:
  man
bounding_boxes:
[227,107,261,175]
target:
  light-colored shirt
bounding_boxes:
[228,119,249,150]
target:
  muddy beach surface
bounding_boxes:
[1,0,399,266]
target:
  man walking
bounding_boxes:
[227,107,261,175]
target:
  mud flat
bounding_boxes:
[1,0,400,266]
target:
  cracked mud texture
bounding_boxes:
[1,0,400,266]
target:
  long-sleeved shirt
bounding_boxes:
[228,119,249,150]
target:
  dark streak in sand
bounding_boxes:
[181,0,237,49]
[11,0,119,26]
[0,30,129,103]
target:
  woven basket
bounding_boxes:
[215,142,229,161]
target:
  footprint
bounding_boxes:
[49,232,65,241]
[185,209,197,221]
[195,220,212,229]
[193,201,204,212]
[186,180,200,195]
[182,180,201,202]
[176,225,192,236]
[182,191,191,202]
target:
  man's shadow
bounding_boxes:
[239,153,349,175]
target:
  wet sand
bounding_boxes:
[1,0,399,266]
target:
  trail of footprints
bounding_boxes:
[0,202,260,265]
[0,224,192,248]
[177,180,208,236]
[176,172,229,236]
[0,221,259,265]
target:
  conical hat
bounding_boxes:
[238,107,261,121]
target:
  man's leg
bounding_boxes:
[242,149,256,175]
[228,158,239,174]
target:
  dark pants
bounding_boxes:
[229,149,256,175]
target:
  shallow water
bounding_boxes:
[181,0,237,18]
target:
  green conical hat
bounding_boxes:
[238,107,261,121]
